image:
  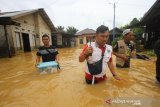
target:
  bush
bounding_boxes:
[146,50,156,56]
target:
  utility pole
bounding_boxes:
[113,3,116,41]
[108,1,117,41]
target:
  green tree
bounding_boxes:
[132,28,144,37]
[130,18,139,26]
[120,17,144,38]
[120,24,130,30]
[66,26,78,35]
[131,18,144,37]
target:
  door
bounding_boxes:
[22,33,31,52]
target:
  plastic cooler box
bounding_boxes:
[37,61,58,72]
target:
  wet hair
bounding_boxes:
[42,34,49,39]
[96,25,109,34]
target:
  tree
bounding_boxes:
[130,18,139,26]
[130,18,144,37]
[120,17,144,38]
[133,28,144,37]
[120,24,130,30]
[66,26,78,35]
[56,26,65,32]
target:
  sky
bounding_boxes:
[0,0,157,31]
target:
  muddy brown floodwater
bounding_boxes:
[0,47,160,107]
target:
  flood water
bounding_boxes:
[0,47,160,107]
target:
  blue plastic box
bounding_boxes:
[37,61,58,73]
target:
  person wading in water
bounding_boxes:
[113,29,135,68]
[36,34,60,67]
[79,25,120,84]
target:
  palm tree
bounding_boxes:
[56,26,65,32]
[66,26,78,35]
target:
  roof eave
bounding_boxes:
[0,17,20,25]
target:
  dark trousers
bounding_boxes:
[156,57,160,82]
[85,78,98,84]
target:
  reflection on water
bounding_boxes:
[0,47,160,107]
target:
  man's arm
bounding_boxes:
[112,42,128,61]
[130,42,136,58]
[112,52,128,61]
[36,56,41,66]
[36,48,41,66]
[113,42,128,61]
[79,53,88,62]
[55,54,61,69]
[79,46,93,62]
[55,54,59,63]
[130,49,136,58]
[107,61,120,80]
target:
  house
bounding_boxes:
[129,0,160,49]
[52,32,76,48]
[75,28,96,46]
[0,8,56,57]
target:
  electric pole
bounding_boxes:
[113,3,116,41]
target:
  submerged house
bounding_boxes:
[0,8,56,57]
[52,32,76,48]
[75,28,96,46]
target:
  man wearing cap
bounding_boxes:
[113,29,135,68]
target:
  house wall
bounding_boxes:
[62,37,71,47]
[71,37,76,47]
[0,25,16,57]
[12,14,37,51]
[57,34,62,46]
[37,13,52,46]
[76,36,86,47]
[77,34,95,47]
[0,25,8,57]
[8,12,52,54]
[52,33,76,48]
[7,25,16,55]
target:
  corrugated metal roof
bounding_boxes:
[75,28,96,36]
[0,8,56,32]
[0,9,38,18]
[140,0,160,24]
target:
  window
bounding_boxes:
[80,38,83,44]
